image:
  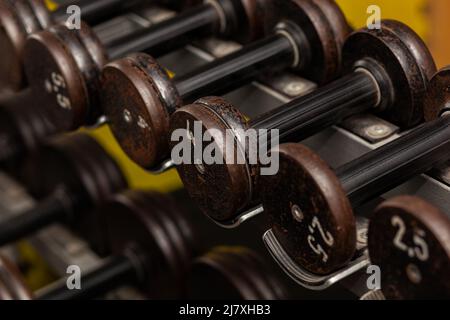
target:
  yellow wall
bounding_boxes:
[336,0,429,39]
[45,0,59,11]
[88,126,183,193]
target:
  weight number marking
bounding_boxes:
[391,215,429,262]
[307,216,335,263]
[45,72,71,110]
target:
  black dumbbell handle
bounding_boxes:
[0,90,58,166]
[53,0,142,26]
[336,114,450,207]
[38,254,137,300]
[52,1,220,60]
[249,70,379,146]
[106,3,219,59]
[0,188,76,246]
[174,33,295,105]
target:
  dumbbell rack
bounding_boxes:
[1,3,449,300]
[0,172,147,299]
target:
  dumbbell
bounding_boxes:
[0,245,284,300]
[368,196,450,300]
[19,0,270,133]
[188,246,288,299]
[258,66,450,275]
[0,96,55,168]
[169,20,435,224]
[0,0,182,93]
[0,190,196,300]
[0,133,127,254]
[0,0,268,166]
[101,0,349,170]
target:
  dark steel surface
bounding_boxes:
[53,0,138,26]
[175,34,294,103]
[38,254,136,300]
[188,246,288,299]
[106,3,220,59]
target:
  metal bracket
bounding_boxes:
[341,114,399,144]
[211,205,264,229]
[87,115,109,129]
[0,173,35,217]
[148,158,175,174]
[430,161,450,187]
[263,228,370,291]
[131,6,176,25]
[261,73,316,100]
[360,290,386,300]
[194,38,243,58]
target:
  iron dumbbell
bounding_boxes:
[368,196,450,300]
[102,0,349,169]
[0,95,56,168]
[259,66,450,275]
[2,190,196,300]
[0,133,127,254]
[0,0,178,92]
[20,0,270,132]
[0,245,285,300]
[0,0,266,166]
[188,246,288,299]
[169,20,435,224]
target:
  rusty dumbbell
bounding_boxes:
[0,190,197,300]
[0,0,179,92]
[18,0,270,132]
[169,20,435,225]
[0,133,127,254]
[368,196,450,300]
[0,245,287,300]
[0,0,267,165]
[0,94,56,169]
[188,246,288,299]
[102,0,349,170]
[257,66,450,275]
